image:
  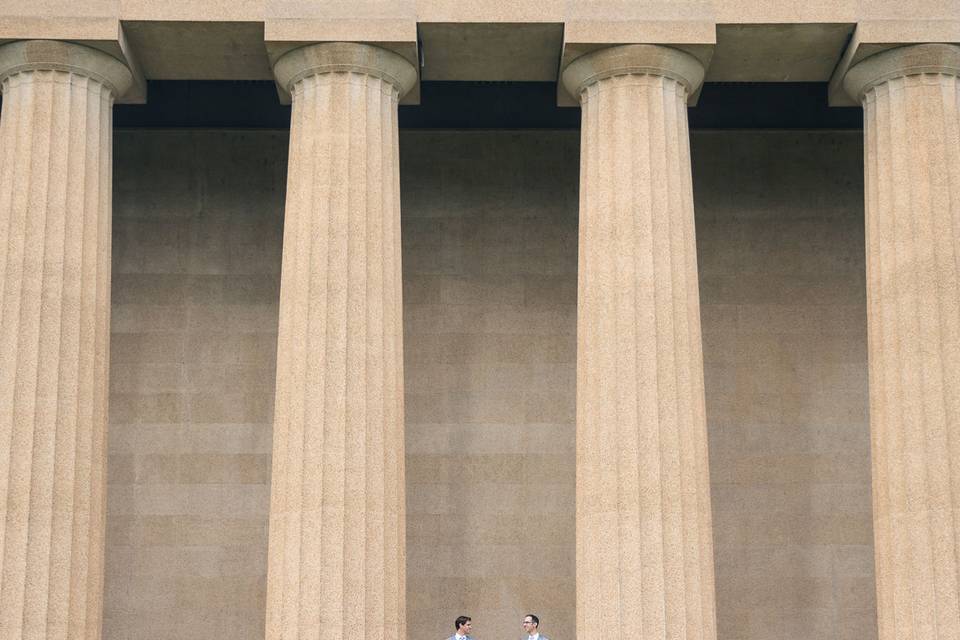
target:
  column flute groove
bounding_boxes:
[267,42,415,640]
[0,40,131,640]
[845,43,960,640]
[563,44,717,640]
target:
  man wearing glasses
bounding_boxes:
[522,614,547,640]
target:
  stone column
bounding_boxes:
[844,43,960,640]
[0,40,131,640]
[265,43,416,640]
[562,45,717,640]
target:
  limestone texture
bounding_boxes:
[264,43,416,640]
[100,128,875,640]
[562,44,717,640]
[846,43,960,640]
[0,40,131,640]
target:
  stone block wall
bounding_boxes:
[694,131,874,640]
[401,132,579,640]
[105,131,286,638]
[104,128,874,640]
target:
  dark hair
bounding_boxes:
[455,616,472,632]
[525,615,539,628]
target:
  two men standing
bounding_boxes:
[447,614,549,640]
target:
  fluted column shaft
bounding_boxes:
[0,41,131,640]
[562,45,717,640]
[266,43,416,640]
[845,43,960,640]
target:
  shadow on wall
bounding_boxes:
[106,80,863,130]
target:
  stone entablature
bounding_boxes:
[1,1,959,104]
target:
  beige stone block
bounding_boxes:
[175,575,265,610]
[837,576,878,611]
[407,576,504,611]
[780,391,866,426]
[836,607,879,640]
[188,391,272,423]
[106,486,136,517]
[406,454,525,485]
[132,484,222,517]
[108,454,136,485]
[181,275,225,306]
[135,392,190,423]
[111,303,187,333]
[833,545,876,578]
[405,422,523,455]
[105,515,139,548]
[103,575,177,615]
[221,275,280,306]
[217,485,270,518]
[111,332,184,364]
[745,606,836,640]
[483,305,577,336]
[183,304,230,332]
[134,454,182,484]
[440,276,525,306]
[137,515,267,548]
[404,303,477,335]
[403,276,446,304]
[184,423,274,455]
[225,304,281,333]
[112,273,188,306]
[109,362,183,394]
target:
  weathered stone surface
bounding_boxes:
[847,43,960,640]
[265,42,415,640]
[0,39,130,640]
[563,44,717,640]
[100,127,876,640]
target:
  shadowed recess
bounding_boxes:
[56,80,872,130]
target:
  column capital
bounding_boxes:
[0,39,133,98]
[561,43,704,102]
[272,41,418,99]
[843,42,960,103]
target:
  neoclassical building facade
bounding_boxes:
[0,2,958,639]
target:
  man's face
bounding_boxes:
[460,621,472,635]
[522,618,537,634]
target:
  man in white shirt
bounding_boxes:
[448,615,473,640]
[522,614,547,640]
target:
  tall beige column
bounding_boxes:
[0,40,131,640]
[844,43,960,640]
[562,45,717,640]
[266,43,416,640]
